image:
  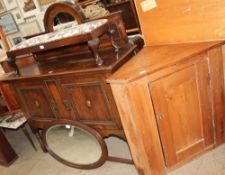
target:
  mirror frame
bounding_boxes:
[43,120,108,169]
[43,2,86,32]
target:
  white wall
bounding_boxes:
[0,0,74,48]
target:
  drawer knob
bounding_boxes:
[63,100,71,111]
[86,100,92,108]
[34,100,40,108]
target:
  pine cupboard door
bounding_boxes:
[149,59,214,167]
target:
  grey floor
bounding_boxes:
[0,126,225,175]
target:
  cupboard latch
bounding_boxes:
[156,114,165,121]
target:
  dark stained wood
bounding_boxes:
[1,44,140,143]
[22,2,128,65]
[0,26,21,115]
[43,2,86,33]
[2,44,136,81]
[1,56,34,73]
[0,83,20,112]
[0,129,18,166]
[107,156,134,165]
[60,76,122,131]
[88,38,103,66]
[15,82,56,120]
[6,23,109,59]
[33,11,128,64]
[105,0,140,34]
[43,120,108,169]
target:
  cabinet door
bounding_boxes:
[150,60,214,167]
[16,84,56,120]
[62,81,119,129]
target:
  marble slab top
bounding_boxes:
[10,19,108,51]
[0,113,27,129]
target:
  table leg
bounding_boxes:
[107,29,120,53]
[22,126,37,151]
[0,129,18,166]
[35,130,47,153]
[88,38,103,66]
[8,56,20,76]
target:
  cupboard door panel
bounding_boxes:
[63,82,115,125]
[150,61,213,167]
[16,86,55,120]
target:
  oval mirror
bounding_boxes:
[43,120,108,169]
[53,12,78,31]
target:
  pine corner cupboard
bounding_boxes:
[108,41,225,175]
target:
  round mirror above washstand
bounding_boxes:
[43,120,108,169]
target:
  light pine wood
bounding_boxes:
[111,81,166,175]
[208,47,225,145]
[150,58,213,167]
[134,0,225,45]
[108,41,224,83]
[108,42,225,175]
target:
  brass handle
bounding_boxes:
[63,100,71,111]
[50,99,57,111]
[86,100,92,108]
[34,100,40,108]
[156,114,165,121]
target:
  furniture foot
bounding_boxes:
[108,156,134,165]
[35,130,47,152]
[107,29,120,53]
[8,56,20,76]
[22,126,37,151]
[88,38,103,66]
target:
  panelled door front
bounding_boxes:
[150,59,214,167]
[16,82,56,120]
[61,79,120,130]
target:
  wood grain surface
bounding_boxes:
[134,0,225,45]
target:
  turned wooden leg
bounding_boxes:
[107,29,120,53]
[8,56,20,76]
[35,130,47,153]
[88,38,103,66]
[22,126,37,151]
